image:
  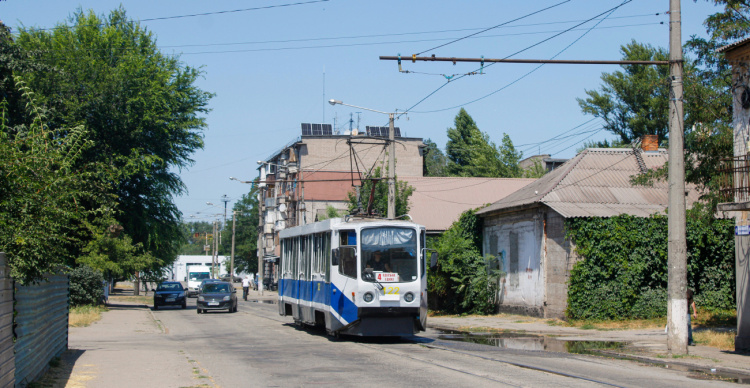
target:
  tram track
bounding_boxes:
[243,305,624,387]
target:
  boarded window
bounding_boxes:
[509,231,519,288]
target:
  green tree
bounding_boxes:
[579,37,733,208]
[219,185,260,275]
[428,209,502,314]
[77,218,157,284]
[179,221,214,255]
[347,167,414,217]
[577,41,670,144]
[423,138,448,176]
[0,76,104,283]
[445,109,521,177]
[15,8,213,272]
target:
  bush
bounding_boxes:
[566,212,735,320]
[69,265,104,306]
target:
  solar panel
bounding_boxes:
[366,126,401,138]
[301,123,332,136]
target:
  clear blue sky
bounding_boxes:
[2,0,721,221]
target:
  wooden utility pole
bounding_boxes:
[667,0,688,355]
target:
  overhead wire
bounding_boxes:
[403,0,634,116]
[414,0,571,55]
[20,0,330,32]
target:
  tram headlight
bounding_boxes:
[363,292,374,303]
[404,292,415,303]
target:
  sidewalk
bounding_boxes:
[427,314,750,378]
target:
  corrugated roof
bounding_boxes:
[477,148,702,218]
[402,177,535,231]
[717,36,750,53]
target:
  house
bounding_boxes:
[402,176,535,234]
[476,145,702,319]
[716,37,750,351]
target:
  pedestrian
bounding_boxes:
[687,289,697,346]
[242,275,251,301]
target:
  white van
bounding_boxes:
[186,264,212,297]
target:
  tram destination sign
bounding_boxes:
[376,273,399,282]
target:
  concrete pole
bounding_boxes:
[667,0,688,355]
[388,113,395,219]
[213,220,218,279]
[231,210,236,281]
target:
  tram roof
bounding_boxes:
[278,217,422,238]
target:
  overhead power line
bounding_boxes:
[414,0,571,55]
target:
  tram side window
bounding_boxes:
[338,230,357,279]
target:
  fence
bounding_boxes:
[0,252,69,387]
[0,253,14,387]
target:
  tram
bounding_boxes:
[278,216,436,337]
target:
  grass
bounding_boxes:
[108,294,153,305]
[69,305,107,327]
[694,329,736,351]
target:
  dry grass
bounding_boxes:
[69,305,107,327]
[694,329,736,351]
[108,295,153,304]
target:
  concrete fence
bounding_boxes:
[0,253,69,387]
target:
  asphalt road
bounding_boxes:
[68,297,738,387]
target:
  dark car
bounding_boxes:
[196,281,237,314]
[153,281,187,310]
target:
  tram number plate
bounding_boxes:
[376,273,399,282]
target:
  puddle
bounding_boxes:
[436,330,750,384]
[437,330,623,354]
[247,299,277,304]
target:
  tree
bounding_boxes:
[423,138,448,176]
[578,37,733,208]
[220,185,260,275]
[15,8,214,272]
[77,218,158,285]
[577,41,671,144]
[445,109,521,177]
[0,76,103,283]
[347,167,414,217]
[179,221,214,255]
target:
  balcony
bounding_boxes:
[718,155,750,208]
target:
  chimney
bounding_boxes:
[641,135,658,152]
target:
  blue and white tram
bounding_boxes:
[278,217,431,337]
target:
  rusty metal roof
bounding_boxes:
[402,176,535,231]
[476,148,702,218]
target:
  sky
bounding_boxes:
[2,0,722,221]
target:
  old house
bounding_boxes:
[717,38,750,351]
[476,145,702,319]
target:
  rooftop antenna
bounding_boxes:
[349,113,354,132]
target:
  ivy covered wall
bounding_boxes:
[565,213,735,320]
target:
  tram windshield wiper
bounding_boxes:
[362,268,384,290]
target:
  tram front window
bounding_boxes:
[361,227,418,283]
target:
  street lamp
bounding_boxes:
[328,99,397,219]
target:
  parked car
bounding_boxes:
[220,274,242,282]
[196,281,237,314]
[153,281,187,310]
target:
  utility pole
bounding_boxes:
[667,0,688,355]
[212,220,218,279]
[231,210,237,281]
[388,113,395,219]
